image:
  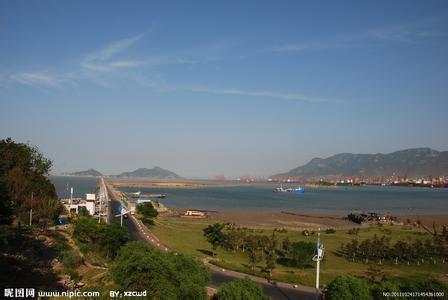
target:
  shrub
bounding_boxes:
[326,276,372,300]
[213,278,269,300]
[61,249,83,268]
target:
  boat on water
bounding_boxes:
[273,183,288,192]
[288,186,305,193]
[273,184,305,193]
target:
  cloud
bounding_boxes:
[271,19,445,52]
[86,34,144,62]
[180,85,343,104]
[2,33,343,104]
[6,71,73,88]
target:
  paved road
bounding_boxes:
[105,180,318,300]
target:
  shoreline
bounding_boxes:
[162,208,448,230]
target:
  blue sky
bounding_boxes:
[1,0,448,178]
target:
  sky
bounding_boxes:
[1,0,448,178]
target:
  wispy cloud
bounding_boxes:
[1,34,343,104]
[271,19,445,52]
[6,71,76,88]
[178,85,343,104]
[86,34,144,62]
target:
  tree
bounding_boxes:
[0,138,61,225]
[203,223,226,256]
[264,233,278,278]
[289,241,315,267]
[73,217,128,259]
[326,276,372,300]
[245,235,262,271]
[97,223,129,259]
[136,202,158,219]
[213,278,269,300]
[111,241,210,299]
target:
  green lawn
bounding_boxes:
[151,219,448,287]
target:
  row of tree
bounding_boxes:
[340,234,448,265]
[0,138,62,226]
[203,223,316,277]
[325,274,448,300]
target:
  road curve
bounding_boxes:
[105,179,319,300]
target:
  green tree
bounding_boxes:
[203,223,226,256]
[0,138,61,225]
[136,202,158,219]
[213,278,269,300]
[97,223,129,259]
[326,276,372,300]
[288,241,315,267]
[264,233,278,278]
[245,235,262,271]
[111,241,209,299]
[73,216,128,259]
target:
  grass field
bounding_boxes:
[151,218,448,287]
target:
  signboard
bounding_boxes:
[86,193,96,201]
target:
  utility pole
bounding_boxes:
[98,188,102,224]
[29,192,33,226]
[313,228,324,300]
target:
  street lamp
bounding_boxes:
[115,205,129,226]
[312,228,324,299]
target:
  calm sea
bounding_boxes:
[49,176,448,214]
[50,176,99,199]
[116,184,448,215]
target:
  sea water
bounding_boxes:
[50,175,99,199]
[116,184,448,215]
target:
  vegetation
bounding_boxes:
[281,241,315,268]
[326,274,448,300]
[73,216,129,259]
[136,202,158,225]
[203,223,226,256]
[111,241,210,299]
[151,219,448,286]
[340,233,448,265]
[0,138,62,226]
[326,276,372,300]
[212,278,269,300]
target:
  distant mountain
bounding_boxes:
[274,148,448,179]
[117,167,181,179]
[67,168,103,177]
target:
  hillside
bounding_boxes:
[274,148,448,178]
[117,167,181,179]
[68,168,103,177]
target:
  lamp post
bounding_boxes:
[313,228,324,300]
[115,205,129,226]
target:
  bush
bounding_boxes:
[136,202,158,219]
[63,268,81,281]
[111,241,210,299]
[61,249,83,268]
[326,276,372,300]
[325,228,336,234]
[347,228,360,235]
[73,217,128,259]
[213,278,269,300]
